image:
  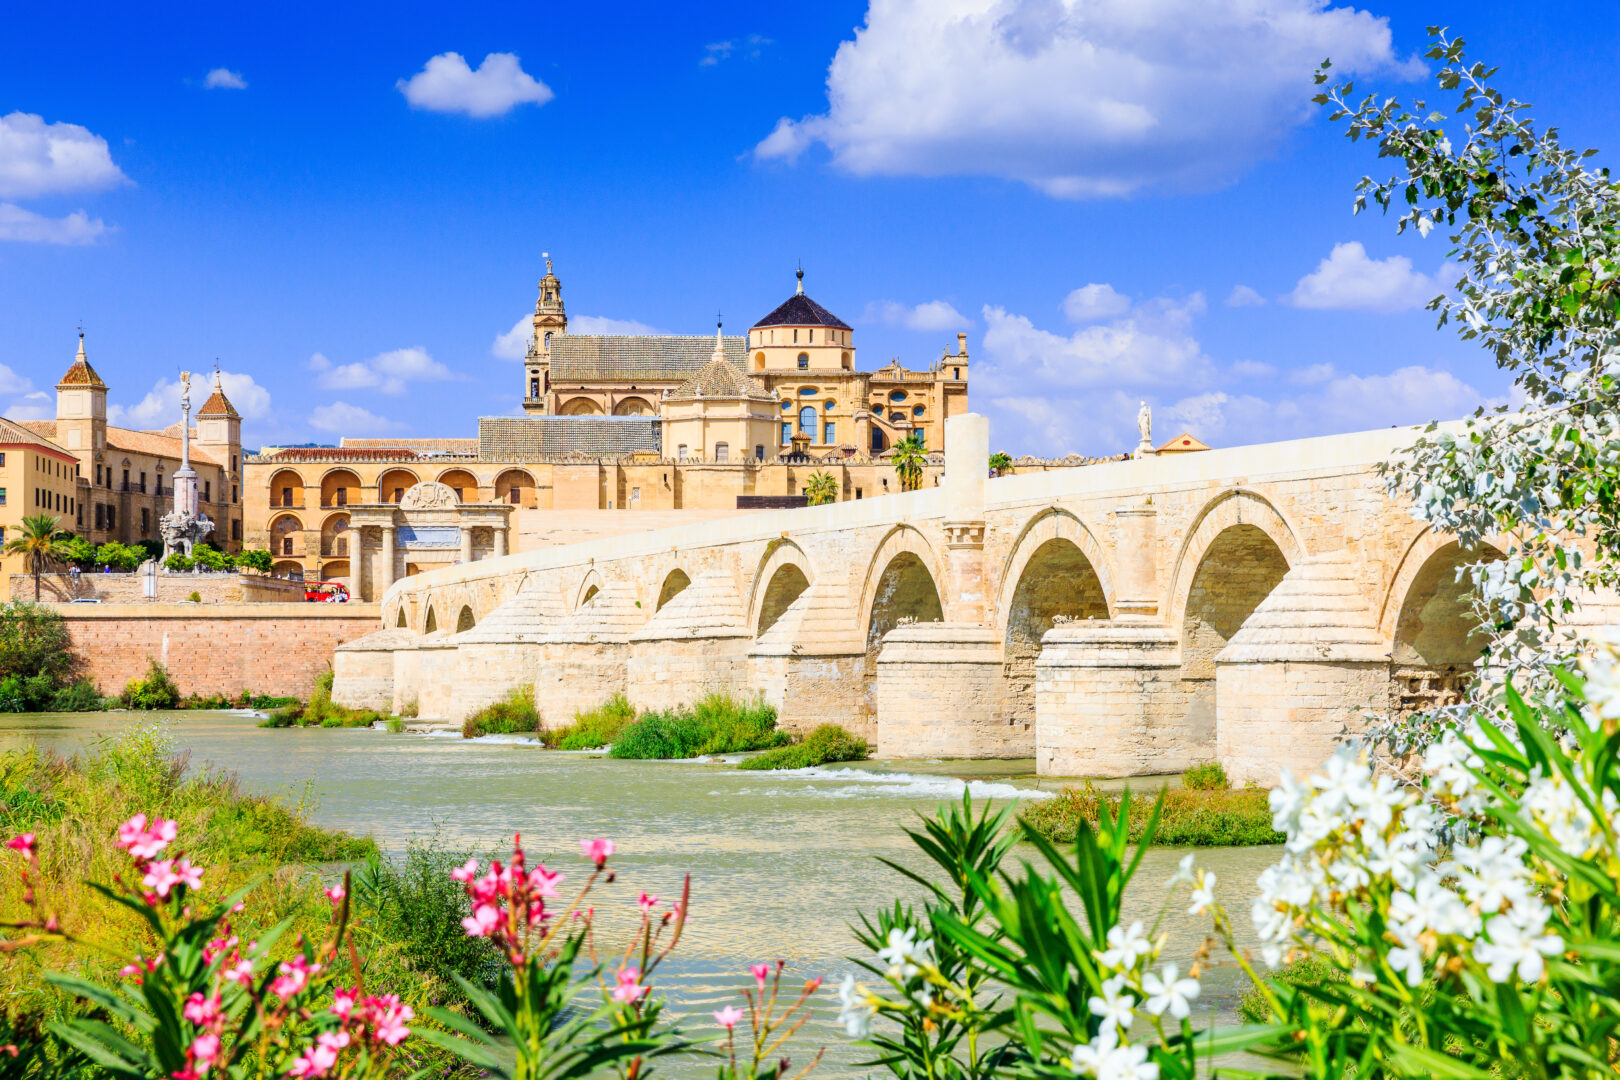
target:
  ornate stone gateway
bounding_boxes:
[347,482,513,601]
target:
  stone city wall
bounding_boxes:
[12,571,307,604]
[61,603,380,699]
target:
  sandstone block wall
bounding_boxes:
[60,603,380,699]
[875,626,1022,758]
[332,648,395,712]
[535,641,628,728]
[626,636,752,713]
[1215,659,1390,785]
[13,572,306,604]
[750,652,871,740]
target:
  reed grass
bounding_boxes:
[737,723,869,770]
[608,693,788,759]
[540,693,636,750]
[461,684,539,738]
[1020,780,1282,847]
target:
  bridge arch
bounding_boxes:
[859,525,945,662]
[1382,527,1505,712]
[574,569,602,610]
[749,540,814,638]
[656,568,691,611]
[1166,489,1304,633]
[423,606,438,634]
[996,509,1114,726]
[457,605,476,632]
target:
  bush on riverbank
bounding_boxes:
[119,658,180,709]
[1182,760,1228,790]
[0,601,82,712]
[261,667,388,728]
[1020,776,1282,847]
[540,692,635,749]
[608,693,789,759]
[738,723,869,770]
[461,684,539,738]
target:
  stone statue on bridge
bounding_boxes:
[1136,400,1154,457]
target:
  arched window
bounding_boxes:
[754,351,766,370]
[544,331,552,348]
[797,352,809,370]
[912,405,925,416]
[798,406,816,437]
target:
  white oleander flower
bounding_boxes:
[1385,939,1426,988]
[1453,836,1535,912]
[1141,963,1200,1019]
[1166,853,1195,886]
[1068,1027,1159,1080]
[876,926,933,980]
[1096,921,1153,971]
[1087,975,1135,1033]
[1187,870,1216,915]
[1473,912,1563,983]
[836,974,875,1038]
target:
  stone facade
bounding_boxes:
[10,571,304,604]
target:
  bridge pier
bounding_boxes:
[331,628,419,712]
[535,583,644,729]
[444,584,561,722]
[748,575,870,739]
[414,638,463,721]
[875,623,1019,758]
[1034,621,1197,777]
[1214,552,1390,785]
[626,568,752,712]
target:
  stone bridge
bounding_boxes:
[332,415,1506,783]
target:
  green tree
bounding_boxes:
[192,545,228,572]
[988,451,1013,477]
[57,534,95,569]
[804,470,838,506]
[94,541,144,572]
[0,600,75,687]
[891,434,927,492]
[5,514,72,602]
[234,548,273,574]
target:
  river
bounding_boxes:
[1,711,1284,1074]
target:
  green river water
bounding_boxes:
[1,711,1284,1075]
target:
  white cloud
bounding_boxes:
[1062,283,1131,323]
[397,52,553,118]
[701,35,771,66]
[492,315,532,360]
[309,402,403,435]
[864,299,970,332]
[313,346,454,395]
[0,112,127,199]
[109,371,272,430]
[0,203,107,245]
[1289,362,1336,385]
[700,41,734,66]
[1287,241,1458,312]
[1226,284,1267,307]
[204,68,248,90]
[0,365,35,396]
[568,315,665,335]
[1230,359,1276,378]
[6,391,52,422]
[754,0,1411,197]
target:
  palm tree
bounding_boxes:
[989,451,1013,477]
[6,514,72,602]
[891,435,927,492]
[805,470,839,506]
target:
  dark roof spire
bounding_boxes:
[795,262,804,295]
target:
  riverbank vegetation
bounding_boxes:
[460,684,540,738]
[1019,765,1282,847]
[607,693,789,759]
[738,723,868,770]
[538,692,636,748]
[261,668,392,729]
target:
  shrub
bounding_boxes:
[49,677,105,712]
[93,541,144,571]
[234,547,274,574]
[1182,760,1229,791]
[192,546,228,572]
[462,684,538,738]
[386,716,404,734]
[163,553,193,573]
[399,698,419,719]
[0,601,76,688]
[540,692,636,749]
[187,590,203,603]
[738,723,869,770]
[609,693,788,759]
[1020,781,1282,847]
[119,659,181,710]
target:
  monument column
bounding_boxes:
[378,523,396,594]
[494,523,508,558]
[459,525,474,564]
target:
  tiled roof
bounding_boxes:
[0,416,74,459]
[668,358,773,401]
[197,390,239,418]
[342,437,479,453]
[103,427,223,467]
[270,447,420,461]
[57,336,107,388]
[751,292,851,330]
[550,335,746,382]
[478,416,661,459]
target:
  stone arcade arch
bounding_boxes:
[457,605,476,632]
[269,513,302,558]
[321,559,350,587]
[494,469,537,508]
[268,468,305,509]
[437,469,480,501]
[559,397,603,416]
[424,606,437,633]
[756,563,810,638]
[397,609,407,628]
[1385,535,1504,712]
[320,512,350,558]
[613,397,654,416]
[320,469,362,508]
[998,514,1112,728]
[376,469,419,504]
[860,529,945,676]
[1166,490,1303,632]
[1179,524,1292,679]
[574,569,602,611]
[656,569,691,611]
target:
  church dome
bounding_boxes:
[751,269,850,331]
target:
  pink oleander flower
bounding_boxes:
[175,859,204,890]
[316,1031,350,1052]
[203,934,238,964]
[527,865,563,896]
[714,1005,744,1030]
[286,1042,338,1078]
[637,891,658,915]
[119,955,162,982]
[331,986,357,1019]
[5,833,34,859]
[580,838,614,865]
[191,1033,220,1066]
[363,995,414,1046]
[272,955,320,998]
[183,992,222,1026]
[325,883,345,905]
[470,868,503,906]
[611,967,648,1003]
[117,814,178,861]
[750,963,771,990]
[141,857,201,899]
[461,903,500,938]
[223,957,254,985]
[451,858,479,883]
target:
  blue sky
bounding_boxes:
[1,0,1615,456]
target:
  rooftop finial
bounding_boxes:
[543,251,553,276]
[76,329,86,360]
[712,310,725,361]
[795,261,804,295]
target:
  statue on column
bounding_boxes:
[159,370,216,566]
[1135,400,1154,458]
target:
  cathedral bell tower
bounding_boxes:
[523,254,567,414]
